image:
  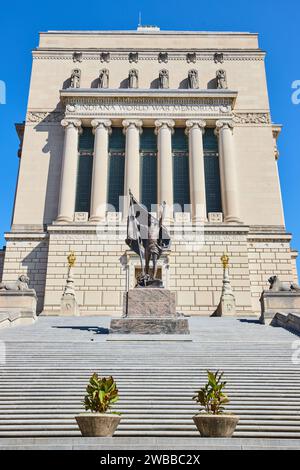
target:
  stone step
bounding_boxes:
[0,316,300,439]
[1,418,300,426]
[1,430,300,439]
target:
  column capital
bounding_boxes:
[154,119,175,135]
[61,119,82,131]
[185,120,206,135]
[214,120,234,136]
[91,119,112,135]
[122,119,143,134]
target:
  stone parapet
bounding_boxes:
[260,291,300,324]
[0,310,37,329]
[0,290,38,316]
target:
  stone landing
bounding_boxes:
[110,288,190,335]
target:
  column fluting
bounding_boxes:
[215,120,241,223]
[186,120,207,223]
[57,119,82,222]
[155,119,175,222]
[122,119,143,217]
[89,119,112,221]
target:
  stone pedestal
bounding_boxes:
[60,267,80,316]
[0,290,37,314]
[0,290,37,325]
[212,266,237,317]
[260,291,300,324]
[61,296,80,316]
[110,288,189,334]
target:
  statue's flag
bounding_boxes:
[125,193,171,269]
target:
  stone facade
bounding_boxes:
[1,28,298,316]
[0,250,4,282]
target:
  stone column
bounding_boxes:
[123,119,143,217]
[215,121,241,223]
[155,119,175,222]
[185,120,207,223]
[89,119,112,222]
[57,119,82,223]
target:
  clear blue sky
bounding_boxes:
[0,0,299,272]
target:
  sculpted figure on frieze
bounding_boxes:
[99,69,109,88]
[188,69,199,89]
[128,69,139,88]
[159,69,169,89]
[216,69,228,89]
[70,69,81,88]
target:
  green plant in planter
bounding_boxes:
[193,370,229,414]
[84,373,119,413]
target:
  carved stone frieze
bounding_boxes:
[232,112,271,125]
[64,96,233,119]
[26,111,64,124]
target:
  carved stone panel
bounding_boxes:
[208,212,223,223]
[129,52,138,63]
[186,52,196,63]
[100,52,110,63]
[214,52,224,64]
[74,212,88,223]
[158,52,168,63]
[72,52,82,63]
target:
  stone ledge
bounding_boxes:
[271,312,300,335]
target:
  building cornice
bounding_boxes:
[33,49,265,62]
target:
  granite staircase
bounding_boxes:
[0,316,300,438]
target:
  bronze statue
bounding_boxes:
[126,191,171,287]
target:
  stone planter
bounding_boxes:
[193,414,239,437]
[75,413,121,437]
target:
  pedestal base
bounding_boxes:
[212,295,237,317]
[110,317,190,335]
[60,296,80,316]
[123,289,176,317]
[110,288,190,335]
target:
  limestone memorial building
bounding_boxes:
[0,27,298,315]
